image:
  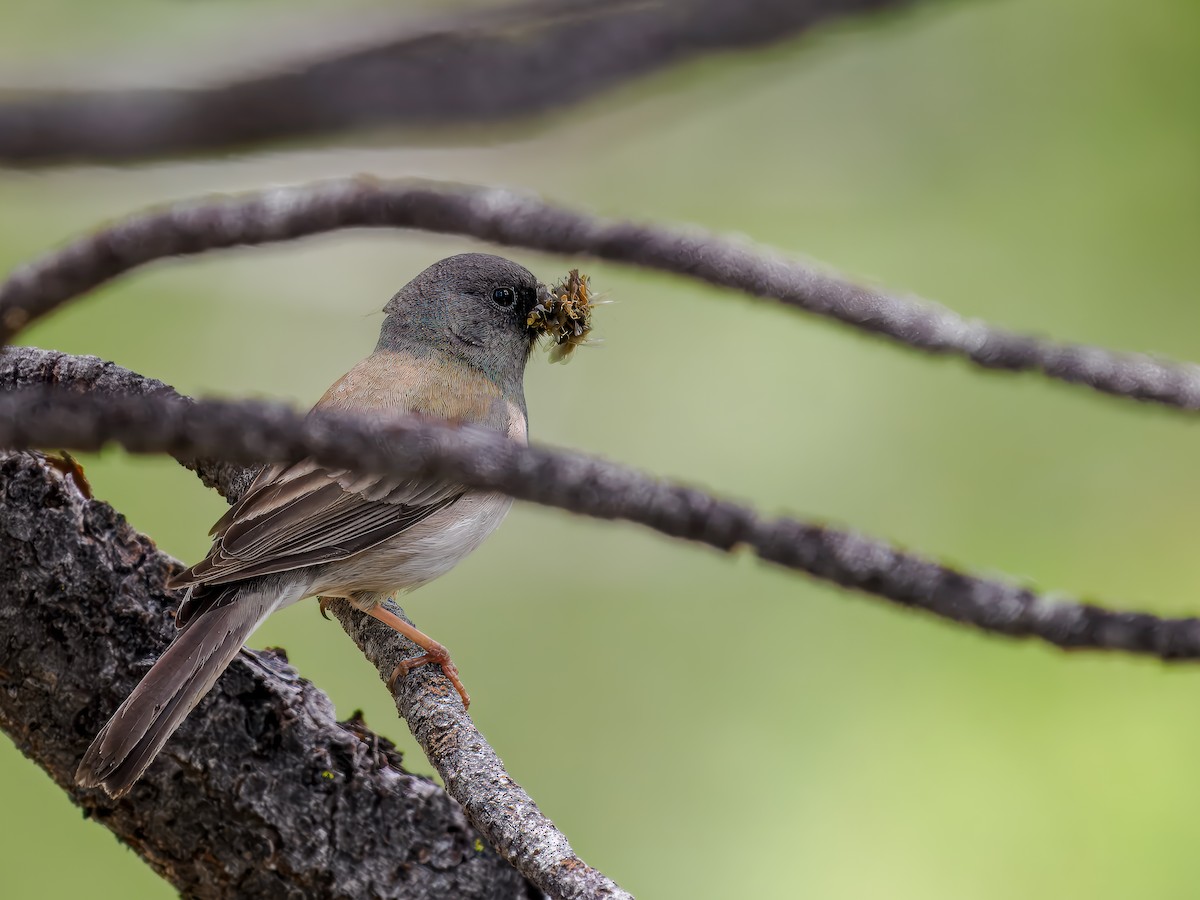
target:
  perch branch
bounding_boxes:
[0,0,916,165]
[0,350,629,900]
[327,596,633,900]
[2,178,1198,410]
[1,379,1198,662]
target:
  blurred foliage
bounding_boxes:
[1,0,1199,897]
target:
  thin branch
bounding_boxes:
[0,450,537,900]
[2,178,1198,410]
[0,0,914,165]
[0,347,252,499]
[2,379,1198,661]
[0,352,627,900]
[326,596,633,900]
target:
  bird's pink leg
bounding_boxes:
[349,598,470,709]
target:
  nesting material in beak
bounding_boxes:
[527,269,595,363]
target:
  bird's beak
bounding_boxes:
[525,283,553,333]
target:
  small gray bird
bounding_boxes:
[76,253,543,798]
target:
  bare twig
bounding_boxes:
[326,596,634,900]
[1,380,1197,662]
[0,0,915,165]
[0,347,253,498]
[2,178,1198,410]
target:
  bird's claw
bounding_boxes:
[388,650,471,709]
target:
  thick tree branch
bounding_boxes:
[2,178,1198,410]
[0,451,537,900]
[2,376,1197,662]
[0,347,629,900]
[0,0,915,165]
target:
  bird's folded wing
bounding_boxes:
[168,460,462,626]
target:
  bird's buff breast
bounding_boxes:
[308,349,525,598]
[312,490,514,597]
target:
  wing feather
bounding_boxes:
[169,460,463,624]
[170,348,527,627]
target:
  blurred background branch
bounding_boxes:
[5,178,1200,410]
[0,0,918,165]
[0,347,252,498]
[3,358,1200,662]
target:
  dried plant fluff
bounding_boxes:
[528,269,595,363]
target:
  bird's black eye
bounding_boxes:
[492,287,515,306]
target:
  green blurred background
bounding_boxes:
[2,0,1199,897]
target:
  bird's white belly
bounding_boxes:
[313,490,513,597]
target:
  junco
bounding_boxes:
[76,253,544,798]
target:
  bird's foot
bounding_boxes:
[350,597,472,709]
[388,646,471,710]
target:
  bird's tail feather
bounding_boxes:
[75,581,290,797]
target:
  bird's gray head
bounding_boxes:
[377,253,544,387]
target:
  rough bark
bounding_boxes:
[0,451,535,899]
[0,347,251,499]
[0,347,629,899]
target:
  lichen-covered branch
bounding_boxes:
[3,178,1199,410]
[2,377,1198,662]
[0,0,915,165]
